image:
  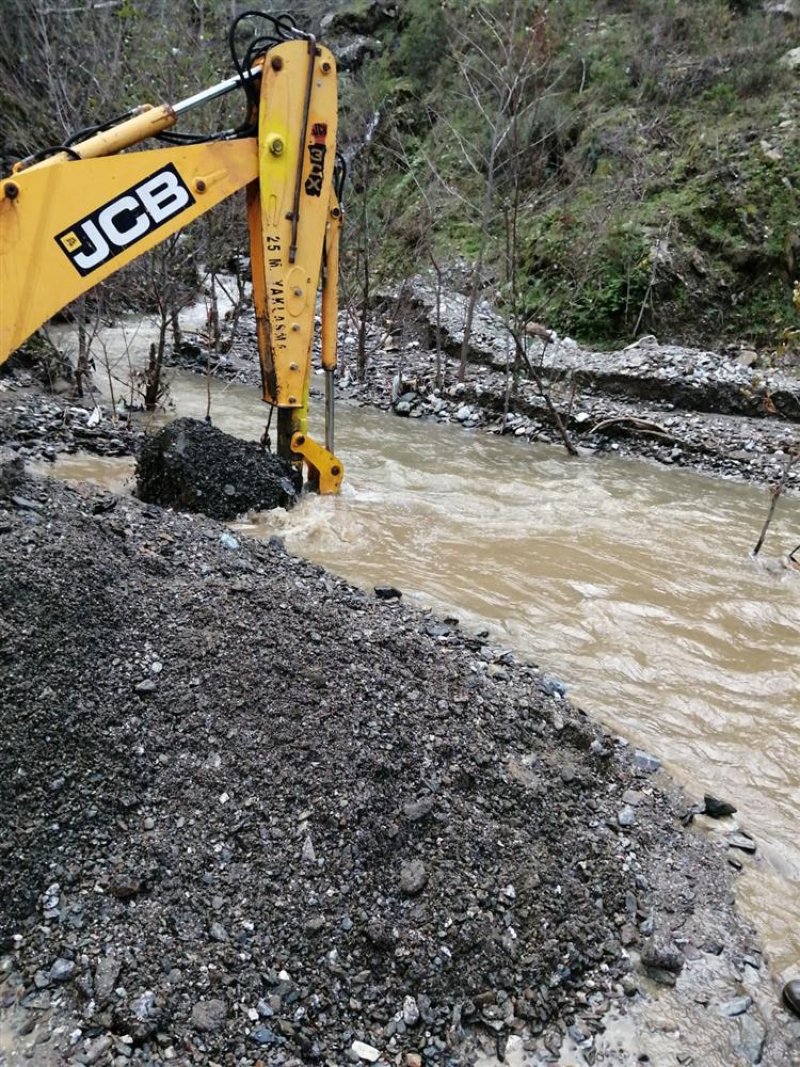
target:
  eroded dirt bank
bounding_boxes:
[1,468,798,1066]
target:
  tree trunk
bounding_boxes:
[75,298,92,398]
[357,249,370,382]
[458,142,499,383]
[430,251,444,389]
[144,316,168,412]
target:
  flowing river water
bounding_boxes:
[36,363,800,1001]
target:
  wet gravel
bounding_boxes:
[1,464,798,1066]
[136,419,301,520]
[0,386,141,463]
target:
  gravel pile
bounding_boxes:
[136,418,301,520]
[1,466,793,1066]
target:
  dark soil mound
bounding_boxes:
[136,418,301,519]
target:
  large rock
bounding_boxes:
[136,418,301,519]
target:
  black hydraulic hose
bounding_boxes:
[288,35,317,264]
[334,152,347,203]
[18,145,82,167]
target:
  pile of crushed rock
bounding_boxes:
[0,467,791,1066]
[136,418,301,520]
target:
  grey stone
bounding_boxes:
[728,832,757,853]
[95,956,120,1002]
[49,957,76,983]
[620,923,638,947]
[41,883,59,911]
[11,496,42,511]
[403,797,434,821]
[782,979,800,1017]
[374,584,402,600]
[209,922,228,942]
[135,678,157,694]
[738,1014,766,1064]
[718,995,752,1017]
[76,1036,112,1065]
[622,975,638,997]
[633,749,661,773]
[250,1027,277,1046]
[109,874,142,899]
[400,859,427,896]
[351,1040,380,1062]
[617,805,636,827]
[640,938,684,985]
[402,995,420,1026]
[191,998,227,1032]
[703,794,737,818]
[130,992,157,1021]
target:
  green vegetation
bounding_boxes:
[342,0,800,350]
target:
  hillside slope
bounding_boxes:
[333,0,800,353]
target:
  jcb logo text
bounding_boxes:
[55,164,194,276]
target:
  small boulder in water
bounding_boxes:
[136,418,301,520]
[703,794,737,818]
[783,979,800,1018]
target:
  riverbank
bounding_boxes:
[161,278,800,493]
[1,463,798,1066]
[1,314,799,1064]
[2,280,798,495]
[335,279,799,493]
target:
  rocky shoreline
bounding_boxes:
[331,279,799,494]
[163,277,800,492]
[1,464,799,1066]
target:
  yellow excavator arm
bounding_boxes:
[0,20,344,494]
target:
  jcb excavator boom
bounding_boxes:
[0,13,344,493]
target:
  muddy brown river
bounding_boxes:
[38,365,800,996]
